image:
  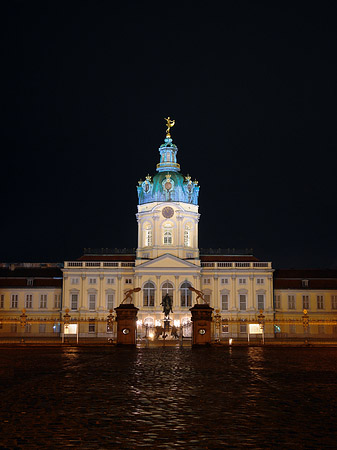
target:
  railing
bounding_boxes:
[65,261,135,269]
[201,262,272,269]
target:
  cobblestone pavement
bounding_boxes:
[1,346,337,449]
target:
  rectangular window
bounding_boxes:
[221,278,229,285]
[302,295,309,310]
[256,278,265,285]
[39,324,46,333]
[107,278,115,285]
[203,278,210,284]
[0,294,4,308]
[240,324,247,333]
[125,279,132,284]
[71,294,78,311]
[89,278,97,285]
[288,295,295,310]
[222,324,229,333]
[107,294,114,310]
[239,294,247,311]
[186,253,193,258]
[27,278,33,286]
[274,295,281,309]
[11,294,18,309]
[221,294,229,311]
[332,295,337,310]
[89,322,95,333]
[238,278,247,285]
[317,295,324,310]
[25,294,33,309]
[54,294,61,309]
[89,294,96,311]
[40,294,47,309]
[257,294,264,311]
[71,278,79,285]
[302,280,309,288]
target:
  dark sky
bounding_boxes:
[2,1,337,268]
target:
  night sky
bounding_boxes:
[2,1,337,268]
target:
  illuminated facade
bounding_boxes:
[1,126,337,341]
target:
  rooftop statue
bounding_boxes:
[164,117,175,138]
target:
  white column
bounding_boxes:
[213,275,219,310]
[175,276,179,311]
[80,275,86,310]
[231,275,237,310]
[99,275,104,310]
[156,276,161,309]
[248,275,255,311]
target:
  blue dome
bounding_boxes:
[137,138,200,205]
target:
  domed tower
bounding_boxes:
[136,119,200,263]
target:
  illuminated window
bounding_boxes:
[145,225,152,247]
[238,278,247,285]
[332,295,337,310]
[88,294,96,311]
[107,278,115,285]
[317,295,324,310]
[39,294,47,309]
[256,278,265,285]
[89,322,95,333]
[203,278,210,284]
[11,294,18,309]
[71,294,78,310]
[89,278,97,285]
[222,325,229,333]
[71,278,79,285]
[163,224,173,245]
[221,278,229,285]
[125,278,132,284]
[27,278,33,286]
[239,294,247,311]
[25,294,33,309]
[221,294,229,311]
[302,295,309,310]
[288,295,295,310]
[257,294,264,311]
[274,295,281,309]
[143,281,155,307]
[302,280,309,288]
[180,281,192,307]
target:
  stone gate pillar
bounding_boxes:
[115,304,139,345]
[189,304,214,346]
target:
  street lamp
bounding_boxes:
[258,309,265,344]
[213,310,221,343]
[20,309,27,343]
[107,309,115,343]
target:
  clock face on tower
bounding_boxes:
[162,207,174,218]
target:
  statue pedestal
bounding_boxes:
[115,304,139,345]
[189,304,214,346]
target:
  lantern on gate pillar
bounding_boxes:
[302,309,309,329]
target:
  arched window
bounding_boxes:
[144,317,154,327]
[184,224,191,247]
[163,224,173,245]
[180,281,192,307]
[144,224,152,247]
[143,281,155,307]
[162,281,174,302]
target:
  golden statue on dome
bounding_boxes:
[164,117,175,138]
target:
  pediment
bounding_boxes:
[136,254,199,270]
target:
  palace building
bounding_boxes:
[0,122,337,341]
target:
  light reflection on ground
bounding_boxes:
[1,346,337,449]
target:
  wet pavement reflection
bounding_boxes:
[1,346,337,449]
